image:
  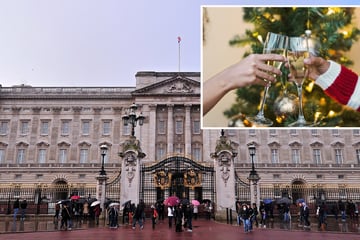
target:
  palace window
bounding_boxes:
[82,120,91,135]
[0,121,9,135]
[0,149,4,163]
[192,147,202,161]
[269,129,277,136]
[334,148,343,164]
[332,129,340,136]
[175,120,183,134]
[61,120,71,135]
[193,120,201,134]
[37,149,47,164]
[311,129,319,136]
[313,149,322,165]
[289,129,297,136]
[40,120,50,135]
[20,121,29,135]
[123,124,130,136]
[102,120,111,135]
[271,149,279,164]
[79,149,89,164]
[158,120,166,134]
[249,129,256,136]
[59,149,68,164]
[156,145,166,160]
[353,129,360,136]
[291,149,301,164]
[356,149,360,164]
[16,149,26,164]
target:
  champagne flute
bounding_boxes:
[287,36,310,127]
[247,32,288,127]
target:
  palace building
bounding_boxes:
[0,71,359,215]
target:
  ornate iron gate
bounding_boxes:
[140,156,215,205]
[105,171,121,202]
[235,171,250,202]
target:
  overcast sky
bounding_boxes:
[0,0,354,87]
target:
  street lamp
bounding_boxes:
[99,144,108,175]
[248,144,258,177]
[248,144,260,208]
[122,103,145,136]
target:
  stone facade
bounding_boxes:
[0,72,359,197]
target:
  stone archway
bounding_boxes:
[52,179,69,201]
[291,179,306,204]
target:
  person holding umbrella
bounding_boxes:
[167,204,175,228]
[60,203,72,230]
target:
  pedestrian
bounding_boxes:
[20,199,27,221]
[174,205,183,232]
[184,204,193,232]
[302,202,310,229]
[167,205,174,228]
[13,198,20,221]
[109,206,119,228]
[129,203,135,226]
[193,204,198,220]
[54,203,60,220]
[240,204,251,233]
[338,200,346,221]
[283,204,291,223]
[252,203,259,228]
[60,204,72,230]
[132,203,144,230]
[83,201,89,220]
[151,205,158,230]
[259,202,266,228]
[298,202,304,227]
[317,202,327,231]
[94,205,101,225]
[331,203,339,221]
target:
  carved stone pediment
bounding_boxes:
[133,75,200,95]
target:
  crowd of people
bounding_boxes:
[11,196,358,233]
[118,198,216,233]
[234,198,359,233]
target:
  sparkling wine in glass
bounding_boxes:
[247,32,288,127]
[287,36,311,127]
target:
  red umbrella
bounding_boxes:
[164,196,180,206]
[71,195,80,200]
[191,199,200,206]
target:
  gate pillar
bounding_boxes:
[119,136,146,206]
[210,130,237,220]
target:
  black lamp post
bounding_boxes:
[122,103,145,136]
[248,144,260,181]
[99,144,108,175]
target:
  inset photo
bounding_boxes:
[201,6,360,128]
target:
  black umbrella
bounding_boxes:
[276,197,292,205]
[202,199,211,204]
[122,200,131,207]
[180,198,190,205]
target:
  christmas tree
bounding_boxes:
[226,7,360,127]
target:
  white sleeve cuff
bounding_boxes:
[315,60,341,90]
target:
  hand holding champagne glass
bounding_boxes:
[287,36,311,127]
[247,32,288,127]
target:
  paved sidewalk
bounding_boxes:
[1,219,359,240]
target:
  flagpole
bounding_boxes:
[178,36,181,73]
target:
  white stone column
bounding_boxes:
[184,104,191,156]
[120,151,142,206]
[96,174,108,218]
[148,104,157,161]
[167,104,174,154]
